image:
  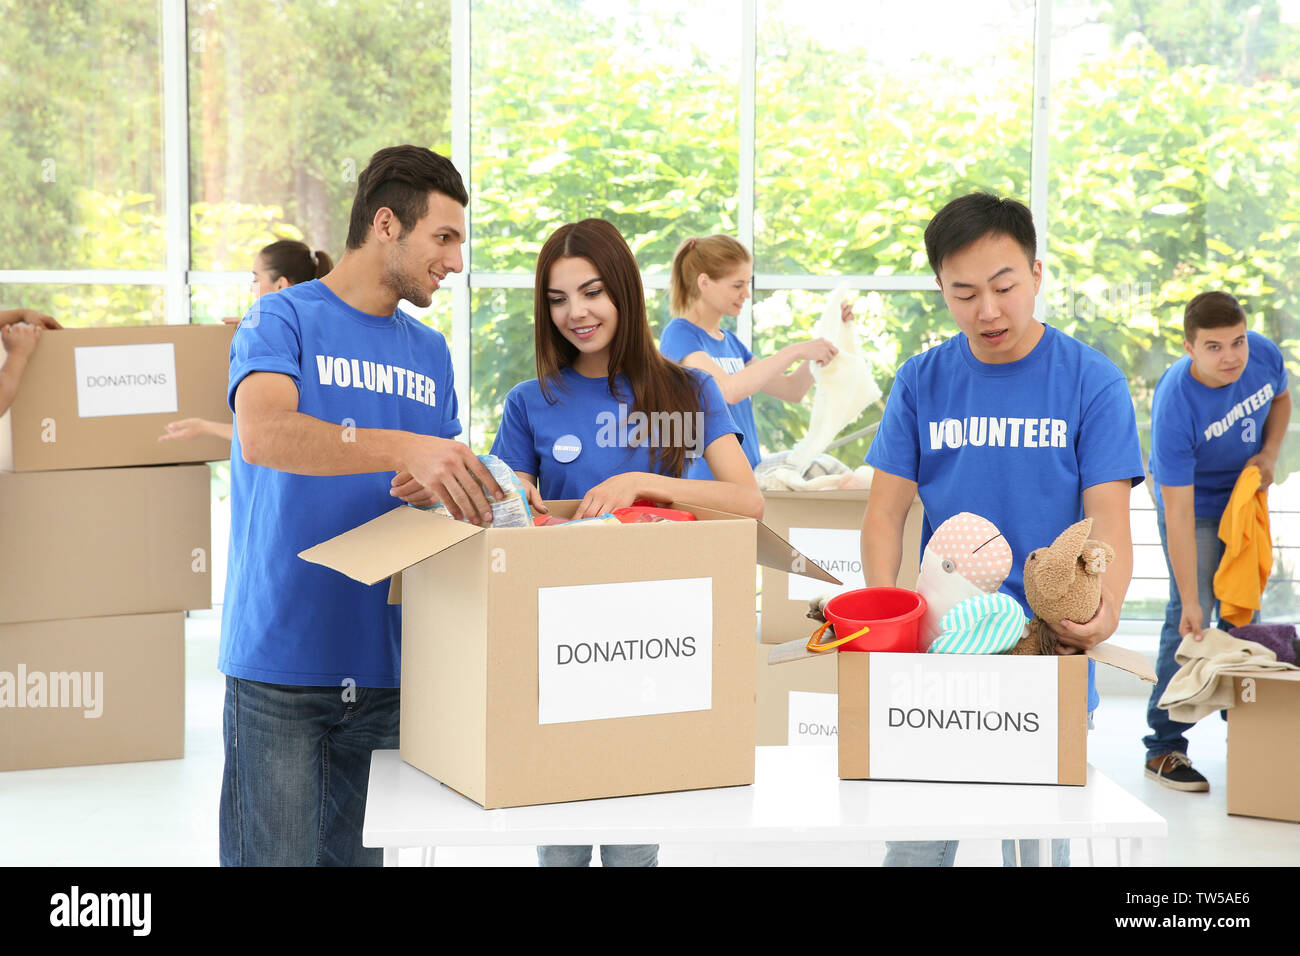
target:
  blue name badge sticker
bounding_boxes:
[552,434,582,463]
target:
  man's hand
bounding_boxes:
[400,437,504,525]
[390,470,439,508]
[1178,603,1205,642]
[1052,584,1120,654]
[1244,452,1277,489]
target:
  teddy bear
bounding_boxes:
[1006,517,1114,656]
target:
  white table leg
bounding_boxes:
[383,847,400,867]
[421,846,437,867]
[1038,838,1050,867]
[1129,836,1165,867]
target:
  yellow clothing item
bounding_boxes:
[1213,465,1271,627]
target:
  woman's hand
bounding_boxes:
[573,473,658,519]
[796,337,838,366]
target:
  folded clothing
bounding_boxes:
[754,451,873,492]
[1158,626,1299,723]
[1227,623,1298,665]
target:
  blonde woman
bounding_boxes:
[661,236,849,477]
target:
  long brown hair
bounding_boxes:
[534,219,705,479]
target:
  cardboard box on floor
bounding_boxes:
[0,465,212,625]
[1223,669,1300,823]
[0,323,234,472]
[768,638,1155,785]
[301,501,838,809]
[0,612,185,772]
[754,642,838,746]
[758,490,924,644]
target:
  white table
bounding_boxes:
[363,746,1167,866]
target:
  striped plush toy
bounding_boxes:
[916,512,1027,655]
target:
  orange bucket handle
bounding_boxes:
[806,620,870,653]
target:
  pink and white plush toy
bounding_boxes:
[916,512,1027,654]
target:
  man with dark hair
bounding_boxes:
[1143,290,1290,792]
[862,192,1144,867]
[219,145,522,866]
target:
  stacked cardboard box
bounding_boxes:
[0,324,232,771]
[754,489,924,744]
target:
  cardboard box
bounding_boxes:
[768,640,1155,786]
[0,612,185,771]
[0,323,234,472]
[755,642,838,746]
[301,501,837,809]
[0,465,212,625]
[758,490,924,644]
[1225,670,1300,823]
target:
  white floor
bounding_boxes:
[2,610,1296,867]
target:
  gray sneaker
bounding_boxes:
[1144,752,1210,792]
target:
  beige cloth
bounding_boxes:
[1158,627,1298,722]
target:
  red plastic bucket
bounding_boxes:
[823,587,927,653]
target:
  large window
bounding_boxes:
[1049,0,1300,618]
[4,0,1299,619]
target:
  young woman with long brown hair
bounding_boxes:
[491,218,762,523]
[489,219,761,868]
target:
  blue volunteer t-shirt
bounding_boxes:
[866,323,1145,713]
[659,318,760,479]
[489,365,740,499]
[219,280,462,688]
[1149,331,1288,517]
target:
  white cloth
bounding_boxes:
[787,287,881,474]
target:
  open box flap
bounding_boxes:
[595,498,843,587]
[767,637,823,665]
[769,635,1161,681]
[1085,641,1157,683]
[298,505,484,586]
[1216,666,1300,682]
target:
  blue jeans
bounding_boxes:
[883,838,1070,867]
[1143,511,1223,761]
[219,676,400,866]
[537,845,659,867]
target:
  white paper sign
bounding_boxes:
[74,343,179,418]
[787,690,838,746]
[537,577,713,725]
[867,655,1059,784]
[786,527,865,600]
